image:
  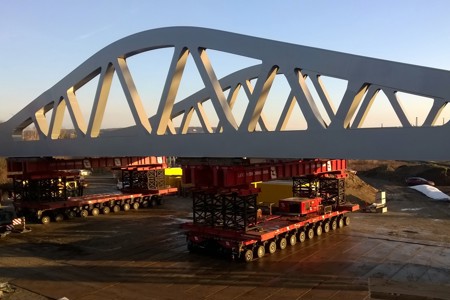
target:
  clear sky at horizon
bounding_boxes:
[1,0,450,129]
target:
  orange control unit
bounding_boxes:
[278,197,323,216]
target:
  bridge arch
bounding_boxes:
[1,26,450,160]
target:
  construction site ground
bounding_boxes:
[1,162,450,300]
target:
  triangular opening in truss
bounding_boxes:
[230,84,250,128]
[171,112,184,133]
[126,47,175,118]
[396,92,434,127]
[199,100,220,133]
[260,74,291,131]
[280,97,308,131]
[172,112,186,134]
[304,76,331,126]
[352,89,402,128]
[184,108,204,134]
[21,121,39,141]
[99,71,137,130]
[435,101,450,126]
[32,102,54,138]
[58,99,78,139]
[174,52,206,104]
[222,88,230,100]
[73,72,101,128]
[205,49,262,80]
[318,75,348,115]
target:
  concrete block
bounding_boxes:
[376,206,388,213]
[376,191,386,204]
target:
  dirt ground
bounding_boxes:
[1,161,450,300]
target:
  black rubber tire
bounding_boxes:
[307,228,314,239]
[123,203,131,211]
[331,219,338,230]
[150,197,157,207]
[278,237,287,250]
[132,202,140,210]
[80,209,89,218]
[289,234,297,246]
[157,197,164,205]
[113,205,121,213]
[41,215,51,225]
[316,224,323,236]
[338,217,344,228]
[141,200,149,208]
[54,214,64,222]
[102,206,111,214]
[323,222,330,233]
[344,216,351,226]
[255,245,265,258]
[66,210,77,219]
[243,249,253,262]
[91,208,100,216]
[267,241,277,254]
[298,231,306,243]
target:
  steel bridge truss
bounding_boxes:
[1,27,450,160]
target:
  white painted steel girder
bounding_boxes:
[1,27,450,160]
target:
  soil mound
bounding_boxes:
[351,160,450,186]
[345,172,379,206]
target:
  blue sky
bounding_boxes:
[1,0,450,129]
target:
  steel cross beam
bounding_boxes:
[1,27,450,160]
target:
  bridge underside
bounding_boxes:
[1,27,450,160]
[2,127,448,161]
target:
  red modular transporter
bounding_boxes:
[8,156,177,224]
[181,161,359,262]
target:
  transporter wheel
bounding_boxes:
[267,241,277,254]
[41,215,51,225]
[141,200,149,208]
[102,206,111,214]
[157,197,164,205]
[338,217,345,228]
[255,245,265,258]
[91,208,100,216]
[331,219,338,230]
[307,228,314,239]
[113,205,121,213]
[289,234,297,246]
[54,214,64,222]
[150,197,157,207]
[278,237,287,250]
[66,210,77,219]
[132,202,140,210]
[323,222,330,233]
[80,209,89,218]
[315,224,323,236]
[243,249,254,262]
[123,203,131,211]
[298,231,306,243]
[344,216,351,226]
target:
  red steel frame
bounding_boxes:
[182,159,347,189]
[7,156,167,175]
